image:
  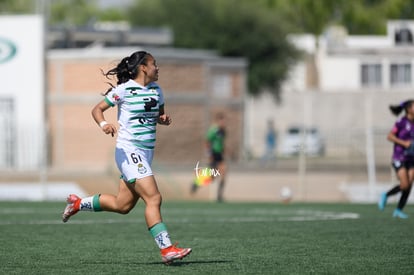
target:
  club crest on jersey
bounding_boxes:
[112,93,121,102]
[137,163,147,174]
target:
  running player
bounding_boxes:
[207,113,227,202]
[378,99,414,218]
[62,51,191,264]
[190,112,227,202]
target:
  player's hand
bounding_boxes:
[404,140,411,148]
[102,124,117,137]
[158,114,172,125]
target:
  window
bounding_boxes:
[361,64,382,87]
[212,74,231,98]
[395,28,413,45]
[390,63,411,86]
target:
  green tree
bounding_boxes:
[271,0,339,89]
[48,0,99,26]
[97,8,126,22]
[5,0,414,97]
[274,0,338,34]
[339,0,388,34]
[0,0,36,14]
[128,0,300,99]
[265,0,414,35]
[384,0,414,19]
[214,0,299,97]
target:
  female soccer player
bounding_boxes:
[62,51,191,264]
[378,99,414,218]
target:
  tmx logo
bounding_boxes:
[0,37,17,64]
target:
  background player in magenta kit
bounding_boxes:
[378,99,414,218]
[61,51,191,264]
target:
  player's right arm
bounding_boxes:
[387,126,410,148]
[91,100,117,137]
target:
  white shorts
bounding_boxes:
[115,146,154,183]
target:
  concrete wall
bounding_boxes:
[246,90,413,163]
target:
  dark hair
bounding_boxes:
[102,51,150,95]
[389,99,414,116]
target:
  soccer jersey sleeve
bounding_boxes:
[104,85,124,107]
[158,86,165,107]
[392,118,404,135]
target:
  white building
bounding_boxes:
[0,15,46,170]
[246,20,414,159]
[287,20,414,93]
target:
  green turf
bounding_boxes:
[1,201,413,274]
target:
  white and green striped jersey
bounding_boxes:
[104,79,164,150]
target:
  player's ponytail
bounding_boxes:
[389,104,404,116]
[100,51,149,95]
[389,100,414,116]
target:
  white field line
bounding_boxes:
[0,208,359,225]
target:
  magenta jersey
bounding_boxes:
[391,116,414,162]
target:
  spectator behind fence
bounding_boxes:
[261,119,277,164]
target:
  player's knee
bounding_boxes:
[117,204,134,214]
[147,192,162,207]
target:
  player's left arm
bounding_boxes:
[158,104,172,125]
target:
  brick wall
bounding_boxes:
[47,48,247,171]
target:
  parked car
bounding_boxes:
[280,126,325,156]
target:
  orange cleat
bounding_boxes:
[161,244,192,264]
[62,194,81,223]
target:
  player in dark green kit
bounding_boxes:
[191,112,227,202]
[206,113,227,202]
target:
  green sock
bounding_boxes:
[149,222,172,249]
[92,194,102,211]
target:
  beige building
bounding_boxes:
[48,47,248,172]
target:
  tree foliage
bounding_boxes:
[2,0,414,97]
[127,0,300,98]
[271,0,338,35]
[271,0,414,36]
[0,0,36,14]
[48,0,99,27]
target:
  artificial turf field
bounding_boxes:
[1,201,413,275]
